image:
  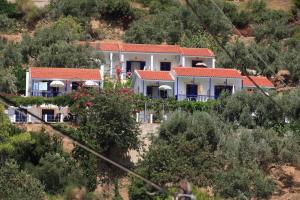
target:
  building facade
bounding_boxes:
[87,42,216,80]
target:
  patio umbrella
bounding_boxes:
[50,80,65,88]
[195,62,208,67]
[159,85,172,90]
[83,80,99,87]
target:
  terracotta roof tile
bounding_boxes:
[98,42,120,51]
[242,76,274,88]
[173,67,241,78]
[96,42,214,57]
[180,47,215,57]
[30,67,101,80]
[135,70,174,81]
[121,43,180,53]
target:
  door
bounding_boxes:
[160,62,171,71]
[42,109,55,122]
[126,61,146,72]
[160,90,168,98]
[214,85,233,99]
[186,84,198,101]
[146,86,159,98]
[51,87,59,97]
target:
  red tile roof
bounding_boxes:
[30,67,101,80]
[242,76,274,88]
[180,47,215,57]
[96,42,214,57]
[135,70,174,81]
[98,42,120,51]
[121,43,180,54]
[173,67,242,78]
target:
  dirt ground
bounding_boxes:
[270,165,300,200]
[232,0,293,11]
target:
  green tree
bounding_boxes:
[129,109,299,199]
[20,16,98,68]
[295,0,300,8]
[0,67,17,93]
[0,160,45,200]
[16,0,43,26]
[0,104,32,163]
[69,90,140,189]
[0,0,17,16]
[30,152,86,194]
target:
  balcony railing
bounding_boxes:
[31,91,64,97]
[177,94,215,102]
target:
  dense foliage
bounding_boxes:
[1,0,300,198]
[0,160,45,200]
[129,88,300,199]
[0,104,93,198]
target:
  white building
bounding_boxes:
[133,67,244,101]
[87,42,216,80]
[26,67,103,97]
[8,67,103,124]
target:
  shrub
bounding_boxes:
[215,167,275,199]
[294,0,300,8]
[16,0,43,25]
[31,152,85,194]
[0,0,17,17]
[0,160,45,199]
[0,14,16,32]
[232,11,250,29]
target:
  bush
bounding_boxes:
[294,0,300,8]
[49,0,136,26]
[0,0,17,17]
[16,0,44,25]
[232,11,250,29]
[0,14,16,32]
[129,109,300,199]
[0,160,45,199]
[215,167,275,199]
[254,18,291,42]
[30,152,86,194]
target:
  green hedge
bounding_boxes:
[6,94,217,113]
[6,95,72,107]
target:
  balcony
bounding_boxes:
[177,94,215,102]
[31,91,65,97]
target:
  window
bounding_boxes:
[146,86,152,97]
[192,60,204,67]
[15,109,27,123]
[160,90,168,98]
[126,61,146,72]
[160,62,171,71]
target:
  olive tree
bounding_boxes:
[0,160,45,200]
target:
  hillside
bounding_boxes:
[0,0,300,200]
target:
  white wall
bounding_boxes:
[152,54,180,71]
[176,77,242,98]
[101,51,215,79]
[134,77,174,97]
[184,56,214,68]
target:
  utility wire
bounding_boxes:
[184,0,283,110]
[0,94,166,194]
[207,0,283,78]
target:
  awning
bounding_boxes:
[159,85,172,90]
[50,80,65,88]
[83,80,99,87]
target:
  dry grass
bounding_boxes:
[232,0,294,11]
[267,0,294,11]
